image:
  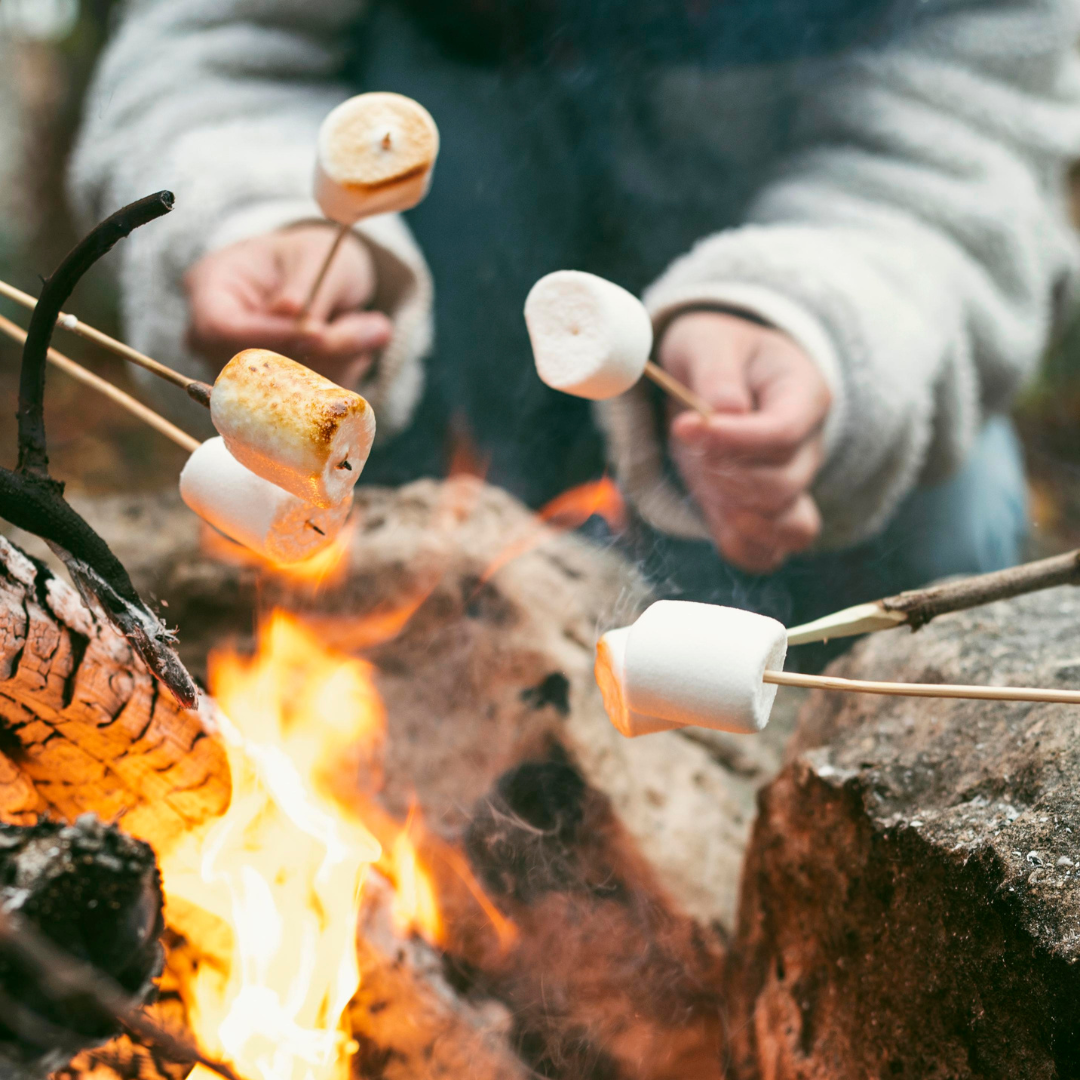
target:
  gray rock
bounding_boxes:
[728,588,1080,1080]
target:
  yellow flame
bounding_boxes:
[388,806,442,945]
[160,612,382,1080]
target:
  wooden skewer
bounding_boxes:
[643,360,713,419]
[787,547,1080,647]
[763,668,1080,705]
[0,278,213,406]
[0,313,200,453]
[297,221,351,323]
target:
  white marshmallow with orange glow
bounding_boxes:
[210,348,375,508]
[315,92,439,224]
[594,627,680,738]
[596,601,788,736]
[524,270,653,400]
[180,438,351,564]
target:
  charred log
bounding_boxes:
[0,816,163,1080]
[0,535,229,855]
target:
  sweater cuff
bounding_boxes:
[205,200,433,442]
[644,280,846,459]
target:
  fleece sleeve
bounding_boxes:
[68,0,431,437]
[598,0,1080,549]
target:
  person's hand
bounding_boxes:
[660,310,831,574]
[185,224,393,385]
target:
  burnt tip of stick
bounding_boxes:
[186,381,213,408]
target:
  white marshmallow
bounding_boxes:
[595,627,680,738]
[180,438,351,564]
[524,271,653,400]
[315,92,440,224]
[613,601,788,735]
[210,349,375,508]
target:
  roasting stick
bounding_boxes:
[762,669,1080,705]
[0,277,213,406]
[596,602,1080,742]
[0,313,199,452]
[297,221,351,321]
[643,359,713,418]
[786,547,1080,647]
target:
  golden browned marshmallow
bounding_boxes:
[180,438,351,564]
[315,92,439,223]
[210,349,375,508]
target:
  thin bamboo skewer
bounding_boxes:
[0,313,200,453]
[763,668,1080,705]
[0,278,212,406]
[643,359,713,419]
[297,222,351,323]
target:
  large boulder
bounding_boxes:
[728,588,1080,1079]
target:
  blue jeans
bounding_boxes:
[626,416,1029,669]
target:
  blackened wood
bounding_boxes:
[17,191,173,477]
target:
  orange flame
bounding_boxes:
[387,804,443,945]
[198,518,354,590]
[481,476,626,583]
[160,612,383,1080]
[538,477,627,533]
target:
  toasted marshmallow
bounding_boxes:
[315,92,439,224]
[595,627,680,737]
[597,601,788,736]
[180,438,351,564]
[210,349,375,508]
[525,270,653,400]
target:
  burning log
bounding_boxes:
[0,815,162,1080]
[0,534,229,853]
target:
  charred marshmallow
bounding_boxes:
[210,348,375,508]
[524,270,653,400]
[180,438,351,564]
[315,92,439,224]
[597,601,788,736]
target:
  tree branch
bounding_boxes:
[0,192,198,708]
[17,191,174,477]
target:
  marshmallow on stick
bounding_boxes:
[210,349,375,508]
[525,271,653,400]
[525,270,712,415]
[595,627,681,738]
[315,92,440,224]
[598,601,789,736]
[180,437,351,564]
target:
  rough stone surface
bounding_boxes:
[728,588,1080,1080]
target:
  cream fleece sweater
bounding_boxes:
[70,0,1080,549]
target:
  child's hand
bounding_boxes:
[659,311,831,573]
[185,224,393,385]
